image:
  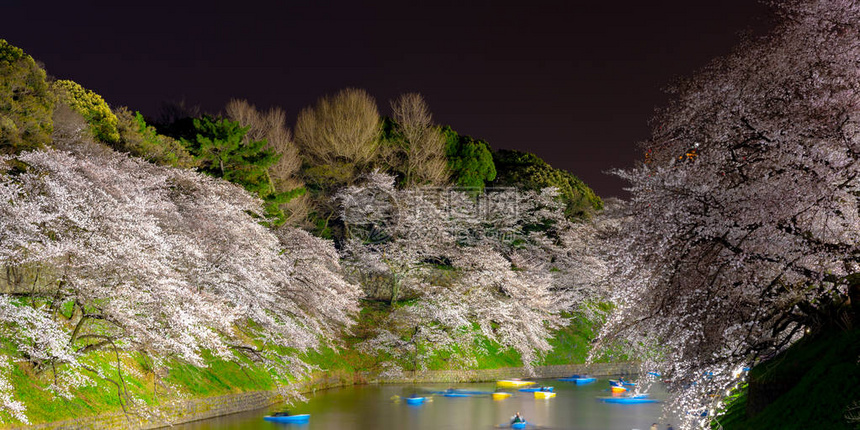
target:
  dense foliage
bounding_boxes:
[492,149,603,219]
[0,39,53,153]
[596,1,860,428]
[225,99,308,225]
[52,79,120,144]
[441,125,497,192]
[114,107,196,168]
[162,115,298,226]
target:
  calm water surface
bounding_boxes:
[173,377,680,430]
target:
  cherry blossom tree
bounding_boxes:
[336,172,608,373]
[0,147,361,420]
[335,172,460,304]
[595,1,860,427]
[548,198,624,320]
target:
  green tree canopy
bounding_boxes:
[491,149,602,220]
[52,79,120,144]
[441,125,496,192]
[165,115,301,226]
[114,107,197,168]
[0,39,53,153]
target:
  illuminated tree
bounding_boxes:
[0,39,53,153]
[225,99,302,191]
[52,80,120,144]
[0,147,361,420]
[294,88,381,169]
[226,98,308,224]
[492,149,603,220]
[337,172,605,373]
[386,93,449,186]
[595,1,860,427]
[441,126,496,192]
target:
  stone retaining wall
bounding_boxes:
[25,362,638,430]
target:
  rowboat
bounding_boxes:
[492,392,513,400]
[405,396,425,405]
[534,390,556,399]
[497,379,536,388]
[512,421,527,429]
[518,386,553,392]
[263,414,310,423]
[558,376,596,384]
[609,379,632,392]
[599,395,659,404]
[447,389,493,395]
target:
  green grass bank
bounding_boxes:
[714,327,860,430]
[0,302,605,428]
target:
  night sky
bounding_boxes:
[3,0,771,197]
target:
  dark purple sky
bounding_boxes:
[4,0,771,197]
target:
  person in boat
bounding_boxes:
[271,410,291,417]
[650,423,658,430]
[511,411,525,424]
[666,424,674,430]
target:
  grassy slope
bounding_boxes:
[1,347,286,426]
[714,328,860,430]
[0,301,602,427]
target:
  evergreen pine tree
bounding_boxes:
[183,115,299,226]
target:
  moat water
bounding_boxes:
[172,377,680,430]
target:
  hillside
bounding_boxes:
[715,327,860,429]
[0,40,609,426]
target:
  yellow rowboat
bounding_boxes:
[492,392,513,400]
[534,391,556,399]
[497,379,536,388]
[610,386,628,393]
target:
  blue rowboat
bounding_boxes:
[405,396,425,405]
[511,421,527,429]
[599,395,659,404]
[558,376,596,384]
[448,389,493,395]
[518,386,554,392]
[443,392,471,397]
[263,414,310,423]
